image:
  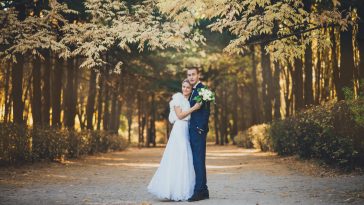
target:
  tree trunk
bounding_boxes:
[214,98,220,145]
[250,46,260,124]
[150,94,156,147]
[3,62,11,122]
[273,62,281,119]
[42,51,51,127]
[12,4,27,125]
[64,58,76,128]
[86,69,97,130]
[115,99,122,134]
[293,57,304,112]
[330,27,341,100]
[103,73,110,131]
[97,74,104,130]
[137,92,142,145]
[141,114,146,144]
[339,26,355,99]
[304,44,314,105]
[260,44,273,122]
[127,112,132,143]
[52,58,62,127]
[23,72,32,124]
[231,81,238,145]
[12,56,24,124]
[284,64,293,117]
[220,87,228,145]
[109,91,118,133]
[315,49,322,104]
[358,5,364,83]
[73,59,79,125]
[145,96,150,147]
[32,58,42,126]
[238,85,248,131]
[303,0,314,105]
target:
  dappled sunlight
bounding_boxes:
[207,164,246,169]
[207,152,251,157]
[102,162,159,168]
[45,174,68,179]
[87,156,126,162]
[207,148,260,153]
[60,160,77,165]
[205,147,274,159]
[212,172,236,175]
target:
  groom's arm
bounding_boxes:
[200,101,210,131]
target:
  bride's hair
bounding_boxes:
[182,78,192,86]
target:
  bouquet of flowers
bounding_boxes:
[193,87,215,103]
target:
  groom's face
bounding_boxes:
[187,68,200,86]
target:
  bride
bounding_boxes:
[147,79,201,201]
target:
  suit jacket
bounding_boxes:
[189,82,210,134]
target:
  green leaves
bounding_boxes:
[269,99,364,169]
[156,0,355,64]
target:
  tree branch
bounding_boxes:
[247,23,336,46]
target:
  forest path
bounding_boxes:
[1,145,363,205]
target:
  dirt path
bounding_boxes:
[0,145,363,205]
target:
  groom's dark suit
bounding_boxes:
[189,82,210,196]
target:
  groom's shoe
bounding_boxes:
[188,191,209,202]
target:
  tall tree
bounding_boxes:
[294,57,304,111]
[52,58,63,127]
[315,49,322,104]
[96,73,104,130]
[249,46,260,124]
[338,2,355,100]
[330,27,341,100]
[260,44,272,122]
[339,27,355,99]
[64,58,76,128]
[273,61,281,119]
[10,1,27,125]
[3,62,11,122]
[357,3,364,81]
[11,57,24,124]
[31,58,42,126]
[303,0,314,106]
[86,69,97,130]
[42,51,51,127]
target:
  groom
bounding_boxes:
[187,67,210,202]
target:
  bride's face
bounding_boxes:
[182,82,192,96]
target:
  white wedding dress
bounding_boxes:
[147,92,195,201]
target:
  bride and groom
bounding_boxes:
[147,67,210,202]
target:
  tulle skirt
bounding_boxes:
[147,120,195,201]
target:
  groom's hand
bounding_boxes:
[192,102,202,111]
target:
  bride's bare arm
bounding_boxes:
[174,103,201,120]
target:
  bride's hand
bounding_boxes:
[192,102,202,111]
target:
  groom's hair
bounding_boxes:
[186,66,200,74]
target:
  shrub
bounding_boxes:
[269,100,364,169]
[236,99,364,169]
[269,118,297,156]
[236,130,254,149]
[0,123,31,164]
[236,124,272,151]
[31,127,68,161]
[0,123,129,165]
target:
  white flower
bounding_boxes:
[198,87,214,102]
